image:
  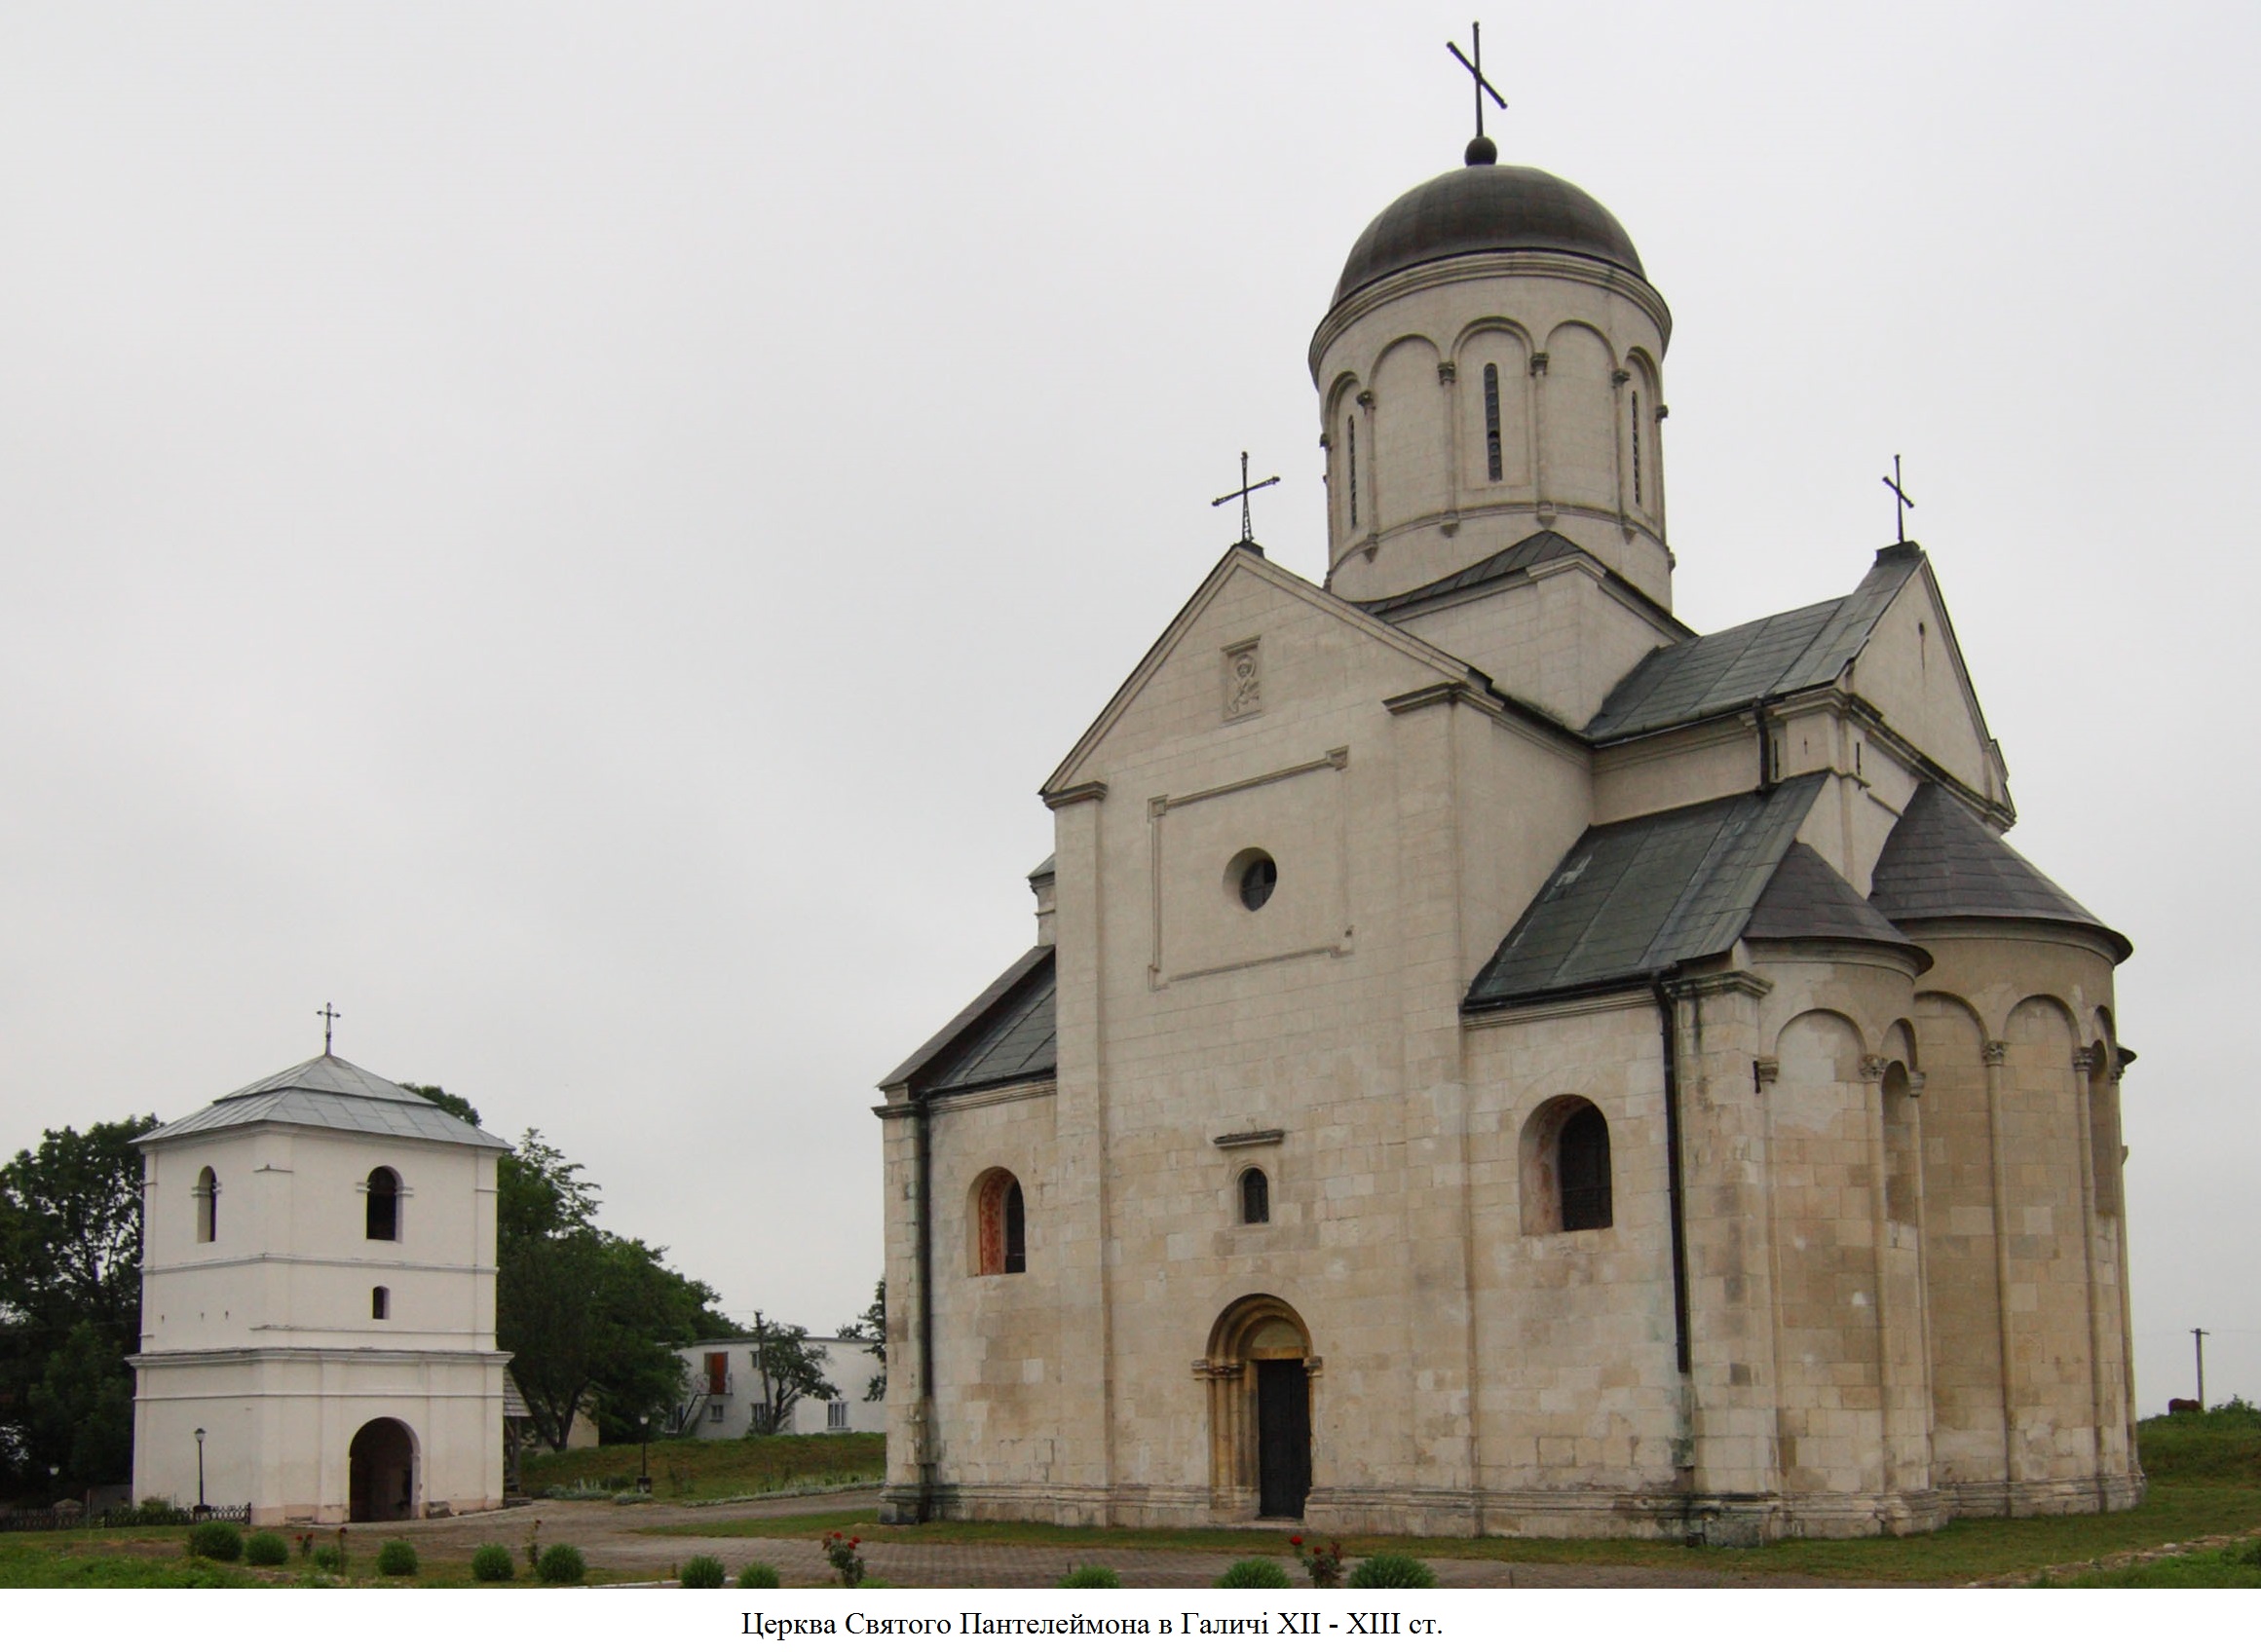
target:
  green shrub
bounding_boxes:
[376,1539,419,1578]
[243,1531,289,1567]
[1059,1564,1122,1588]
[536,1543,586,1585]
[737,1562,782,1588]
[680,1556,727,1589]
[187,1521,245,1562]
[471,1544,516,1582]
[1347,1554,1435,1589]
[312,1544,346,1575]
[1215,1558,1291,1588]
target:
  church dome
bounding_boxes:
[1333,154,1645,306]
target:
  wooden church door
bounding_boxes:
[1256,1359,1311,1519]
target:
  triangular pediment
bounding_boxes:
[1041,546,1493,798]
[1842,553,2009,811]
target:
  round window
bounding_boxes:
[1235,852,1278,912]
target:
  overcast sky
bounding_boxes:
[3,3,2255,1412]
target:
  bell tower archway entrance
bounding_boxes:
[348,1417,418,1522]
[1201,1296,1316,1521]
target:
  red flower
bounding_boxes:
[1290,1535,1304,1546]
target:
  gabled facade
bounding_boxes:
[876,139,2138,1542]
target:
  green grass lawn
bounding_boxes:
[521,1430,885,1502]
[0,1532,260,1588]
[647,1409,2261,1587]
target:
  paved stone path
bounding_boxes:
[346,1491,1868,1589]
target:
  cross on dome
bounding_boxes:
[1447,22,1508,166]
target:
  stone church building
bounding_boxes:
[131,1050,511,1524]
[877,136,2140,1541]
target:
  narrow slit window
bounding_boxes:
[1240,1167,1270,1225]
[1483,363,1502,481]
[1346,413,1358,530]
[1631,391,1643,506]
[371,1286,390,1321]
[194,1166,218,1244]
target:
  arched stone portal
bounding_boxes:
[348,1417,418,1522]
[1199,1296,1316,1521]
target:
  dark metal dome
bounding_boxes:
[1333,159,1645,307]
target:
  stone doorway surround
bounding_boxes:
[1197,1295,1320,1521]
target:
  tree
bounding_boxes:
[402,1084,480,1127]
[838,1277,886,1402]
[0,1117,154,1492]
[742,1312,838,1436]
[491,1126,737,1450]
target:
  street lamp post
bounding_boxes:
[637,1414,654,1495]
[193,1427,207,1518]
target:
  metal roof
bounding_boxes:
[1868,783,2130,959]
[1335,161,1646,306]
[1584,544,1922,742]
[879,945,1058,1100]
[1744,842,1929,966]
[1356,528,1588,620]
[134,1052,509,1149]
[1465,775,1826,1007]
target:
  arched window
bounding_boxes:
[1240,1168,1270,1225]
[1558,1105,1612,1231]
[973,1170,1027,1276]
[193,1166,218,1244]
[365,1167,400,1242]
[371,1286,390,1321]
[1483,363,1503,482]
[1345,412,1359,530]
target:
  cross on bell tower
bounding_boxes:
[318,1001,341,1056]
[1447,22,1508,166]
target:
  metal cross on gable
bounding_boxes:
[1447,22,1508,152]
[1881,454,1916,543]
[319,1001,341,1055]
[1212,451,1280,552]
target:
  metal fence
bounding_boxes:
[0,1503,249,1533]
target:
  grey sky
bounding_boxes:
[3,3,2255,1411]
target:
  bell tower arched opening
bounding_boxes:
[348,1416,418,1522]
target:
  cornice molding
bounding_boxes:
[1309,249,1673,374]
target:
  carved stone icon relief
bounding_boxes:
[1224,639,1262,722]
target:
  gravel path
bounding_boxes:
[333,1492,1871,1589]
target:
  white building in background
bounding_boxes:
[672,1335,885,1439]
[131,1050,512,1523]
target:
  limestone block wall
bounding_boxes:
[906,1085,1074,1513]
[1904,925,2136,1515]
[1748,950,1937,1533]
[1390,554,1684,730]
[1461,997,1684,1530]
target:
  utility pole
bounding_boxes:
[2194,1328,2209,1411]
